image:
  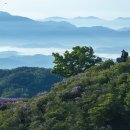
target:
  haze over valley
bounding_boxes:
[0,11,130,68]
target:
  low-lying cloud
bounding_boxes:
[0,46,119,59]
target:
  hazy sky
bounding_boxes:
[0,0,130,19]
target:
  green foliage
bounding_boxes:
[0,67,62,98]
[52,46,102,77]
[2,60,130,130]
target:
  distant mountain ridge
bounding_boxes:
[0,11,130,57]
[74,16,101,19]
[0,51,54,69]
[119,27,130,31]
[40,16,130,29]
[0,11,34,22]
[115,17,130,20]
[0,11,126,39]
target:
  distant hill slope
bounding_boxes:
[1,12,130,52]
[1,59,130,129]
[0,11,34,22]
[0,12,130,39]
[41,16,130,29]
[0,52,54,69]
[0,12,76,36]
[0,67,62,98]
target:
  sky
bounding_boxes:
[0,0,130,19]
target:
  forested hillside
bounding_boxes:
[0,67,62,98]
[1,59,130,130]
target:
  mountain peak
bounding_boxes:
[116,17,130,20]
[0,11,11,16]
[0,11,34,22]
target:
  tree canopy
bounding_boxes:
[2,59,130,130]
[52,46,102,77]
[0,67,62,98]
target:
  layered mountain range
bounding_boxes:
[40,16,130,29]
[0,12,130,68]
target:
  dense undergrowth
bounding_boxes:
[1,59,130,130]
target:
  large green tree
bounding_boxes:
[52,46,102,77]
